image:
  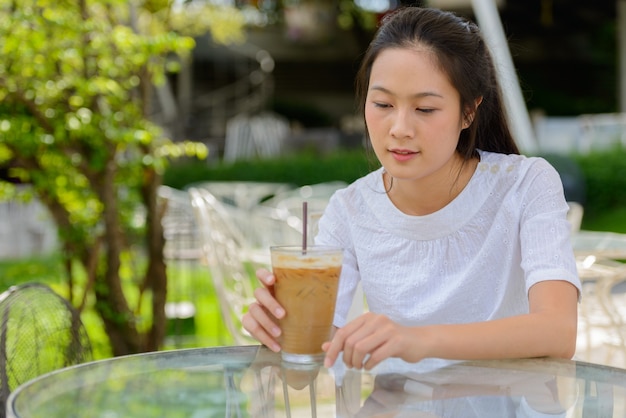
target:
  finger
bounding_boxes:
[252,300,282,338]
[363,339,397,370]
[323,325,348,368]
[342,325,376,369]
[341,315,391,368]
[256,268,275,286]
[323,318,364,368]
[254,287,285,319]
[322,340,337,368]
[242,303,281,352]
[359,323,410,370]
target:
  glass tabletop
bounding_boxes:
[7,345,626,417]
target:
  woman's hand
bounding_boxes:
[241,268,285,352]
[322,312,427,370]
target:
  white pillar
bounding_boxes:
[471,0,539,154]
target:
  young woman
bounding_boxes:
[242,6,581,371]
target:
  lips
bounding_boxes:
[389,149,418,161]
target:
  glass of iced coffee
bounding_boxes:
[270,245,343,364]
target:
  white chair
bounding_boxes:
[223,112,290,162]
[159,186,201,262]
[262,181,348,245]
[192,181,293,211]
[158,186,204,347]
[575,255,626,365]
[189,187,267,345]
[567,201,584,233]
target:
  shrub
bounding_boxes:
[163,149,378,189]
[572,145,626,218]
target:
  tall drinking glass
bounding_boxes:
[270,245,343,364]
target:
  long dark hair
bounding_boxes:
[356,6,520,158]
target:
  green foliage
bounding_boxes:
[0,254,65,289]
[163,149,378,189]
[163,147,626,233]
[0,0,244,354]
[0,0,194,247]
[337,0,379,31]
[572,145,626,218]
[541,146,626,232]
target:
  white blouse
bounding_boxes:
[315,150,582,328]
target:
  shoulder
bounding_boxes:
[476,150,562,186]
[478,150,554,170]
[321,168,385,230]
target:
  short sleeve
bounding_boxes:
[518,158,581,296]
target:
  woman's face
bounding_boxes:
[365,47,468,184]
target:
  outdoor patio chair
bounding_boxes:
[0,282,92,416]
[261,181,348,245]
[223,112,290,162]
[158,186,204,348]
[189,187,267,345]
[566,201,584,234]
[575,255,626,365]
[189,181,293,212]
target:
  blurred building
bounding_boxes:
[168,0,618,158]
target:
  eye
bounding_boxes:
[416,108,435,114]
[373,102,391,109]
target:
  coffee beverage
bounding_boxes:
[271,246,343,364]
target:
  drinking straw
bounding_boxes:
[302,201,308,254]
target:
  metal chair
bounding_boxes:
[0,283,93,416]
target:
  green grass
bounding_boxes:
[0,253,237,360]
[0,254,66,289]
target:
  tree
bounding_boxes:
[0,0,244,356]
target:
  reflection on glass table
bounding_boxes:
[7,345,626,418]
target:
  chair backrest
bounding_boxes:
[567,201,584,233]
[159,185,201,261]
[262,181,348,245]
[188,182,348,344]
[0,283,93,415]
[192,181,293,211]
[188,187,261,345]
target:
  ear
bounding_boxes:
[463,96,483,128]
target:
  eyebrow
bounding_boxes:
[369,85,444,99]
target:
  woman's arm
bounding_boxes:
[323,279,578,369]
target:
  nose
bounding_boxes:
[389,109,415,139]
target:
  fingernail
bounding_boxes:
[275,307,284,317]
[271,343,281,352]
